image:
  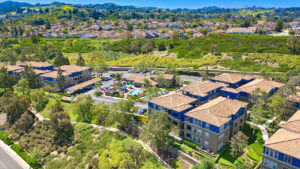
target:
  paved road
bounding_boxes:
[0,147,23,169]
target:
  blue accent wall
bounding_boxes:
[220,90,239,100]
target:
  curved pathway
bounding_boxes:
[31,108,172,169]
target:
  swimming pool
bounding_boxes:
[128,89,142,96]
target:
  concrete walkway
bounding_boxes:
[248,117,276,142]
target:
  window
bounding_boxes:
[284,155,292,164]
[197,129,202,136]
[266,148,270,155]
[186,133,191,138]
[240,119,243,123]
[173,113,178,117]
[187,125,191,131]
[264,159,277,169]
[205,123,209,129]
[270,150,274,157]
[274,151,278,159]
[173,121,178,125]
[204,141,209,148]
[219,133,224,141]
[205,132,210,139]
[193,128,197,134]
[218,142,223,151]
[235,122,237,127]
[263,159,268,166]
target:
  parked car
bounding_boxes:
[102,76,112,81]
[138,109,147,115]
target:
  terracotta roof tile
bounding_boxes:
[211,73,254,84]
[183,81,226,96]
[265,110,300,159]
[149,92,197,112]
[185,97,248,126]
[127,74,157,86]
[237,79,284,94]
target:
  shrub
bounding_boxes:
[94,91,103,96]
[0,132,14,145]
[183,140,197,149]
[11,144,42,169]
[246,151,260,161]
[180,144,194,155]
[136,116,148,123]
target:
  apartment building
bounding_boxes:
[183,97,248,153]
[210,73,254,88]
[40,65,92,89]
[148,93,198,129]
[262,110,300,169]
[182,81,226,103]
[220,79,284,101]
[6,61,92,90]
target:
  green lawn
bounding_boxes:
[217,123,264,168]
[40,102,73,119]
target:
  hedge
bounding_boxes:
[0,132,14,145]
[246,151,260,161]
[183,140,197,149]
[11,144,42,169]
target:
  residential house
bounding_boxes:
[184,97,248,153]
[262,110,300,169]
[226,27,257,34]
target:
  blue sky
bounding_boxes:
[1,0,300,9]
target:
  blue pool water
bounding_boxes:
[128,89,142,95]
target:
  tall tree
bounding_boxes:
[76,53,85,66]
[93,60,108,77]
[268,94,290,121]
[230,131,248,158]
[23,65,41,89]
[71,95,95,123]
[274,19,284,32]
[0,92,31,124]
[51,112,74,146]
[111,99,138,128]
[46,99,64,114]
[30,89,49,111]
[140,110,171,154]
[0,66,13,92]
[14,77,31,95]
[56,68,65,91]
[53,51,69,67]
